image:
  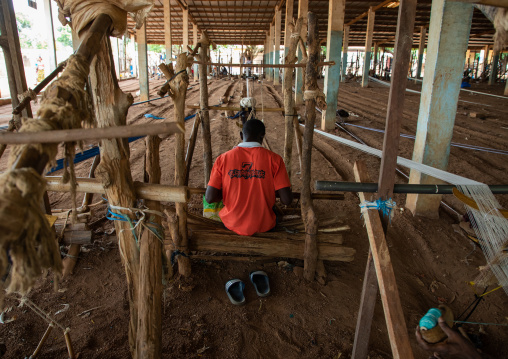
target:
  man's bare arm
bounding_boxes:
[205,186,222,203]
[277,187,293,205]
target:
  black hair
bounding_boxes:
[242,119,265,138]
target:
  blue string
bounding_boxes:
[144,114,165,120]
[360,198,397,219]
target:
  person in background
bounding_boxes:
[35,56,45,85]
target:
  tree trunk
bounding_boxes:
[88,36,139,356]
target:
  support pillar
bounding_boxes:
[482,45,490,75]
[406,0,473,217]
[137,23,149,101]
[373,42,379,76]
[43,0,57,72]
[182,8,189,53]
[362,7,375,87]
[341,25,349,82]
[295,0,308,105]
[163,0,172,63]
[505,77,508,96]
[130,33,138,78]
[284,0,294,60]
[321,0,345,131]
[416,26,426,79]
[488,40,500,85]
[267,27,273,81]
[193,24,198,81]
[274,7,282,85]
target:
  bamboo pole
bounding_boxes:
[88,35,140,356]
[0,122,182,144]
[301,12,323,282]
[168,53,191,276]
[283,18,304,180]
[185,112,201,185]
[136,135,163,358]
[186,105,293,112]
[293,116,303,172]
[45,177,188,203]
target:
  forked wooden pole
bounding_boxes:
[301,12,322,281]
[136,135,163,358]
[283,18,304,180]
[198,33,213,186]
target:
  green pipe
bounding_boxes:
[315,181,508,195]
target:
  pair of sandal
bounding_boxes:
[225,271,270,305]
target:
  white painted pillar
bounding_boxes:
[362,7,375,87]
[406,0,473,217]
[43,0,57,72]
[137,23,149,101]
[163,0,172,63]
[322,0,345,131]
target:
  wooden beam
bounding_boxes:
[190,61,335,68]
[137,22,149,101]
[0,122,183,144]
[45,177,188,203]
[295,0,308,106]
[362,7,375,87]
[377,0,417,199]
[415,26,426,79]
[353,161,414,359]
[274,6,282,84]
[346,0,398,26]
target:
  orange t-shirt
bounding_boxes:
[208,144,291,236]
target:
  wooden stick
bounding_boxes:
[136,135,163,358]
[0,121,183,144]
[63,330,75,359]
[351,164,379,359]
[283,18,303,180]
[89,35,140,355]
[30,324,53,358]
[185,112,201,185]
[293,116,303,172]
[301,12,320,282]
[191,61,335,68]
[168,52,191,277]
[198,33,213,187]
[80,154,100,212]
[186,105,291,112]
[0,119,15,159]
[45,177,188,203]
[353,161,414,359]
[62,243,80,277]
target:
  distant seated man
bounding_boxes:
[205,119,293,236]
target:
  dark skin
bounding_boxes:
[205,131,293,205]
[415,317,490,359]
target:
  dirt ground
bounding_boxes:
[0,74,507,359]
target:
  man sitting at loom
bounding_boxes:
[205,119,293,236]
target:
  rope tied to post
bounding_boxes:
[360,198,397,220]
[303,90,326,101]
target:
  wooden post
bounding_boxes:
[321,0,345,131]
[283,0,294,62]
[183,8,189,55]
[293,117,303,172]
[136,135,163,359]
[362,7,375,87]
[295,0,309,106]
[0,0,33,122]
[505,76,508,96]
[373,42,379,76]
[377,0,417,200]
[169,53,191,276]
[43,0,57,72]
[198,34,213,187]
[185,113,201,185]
[406,0,473,217]
[164,0,172,63]
[341,26,350,82]
[283,18,304,181]
[274,7,282,85]
[488,39,500,85]
[137,23,149,101]
[88,35,139,355]
[301,12,322,282]
[193,24,198,82]
[416,26,426,79]
[353,161,414,359]
[268,25,274,81]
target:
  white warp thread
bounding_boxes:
[312,126,508,293]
